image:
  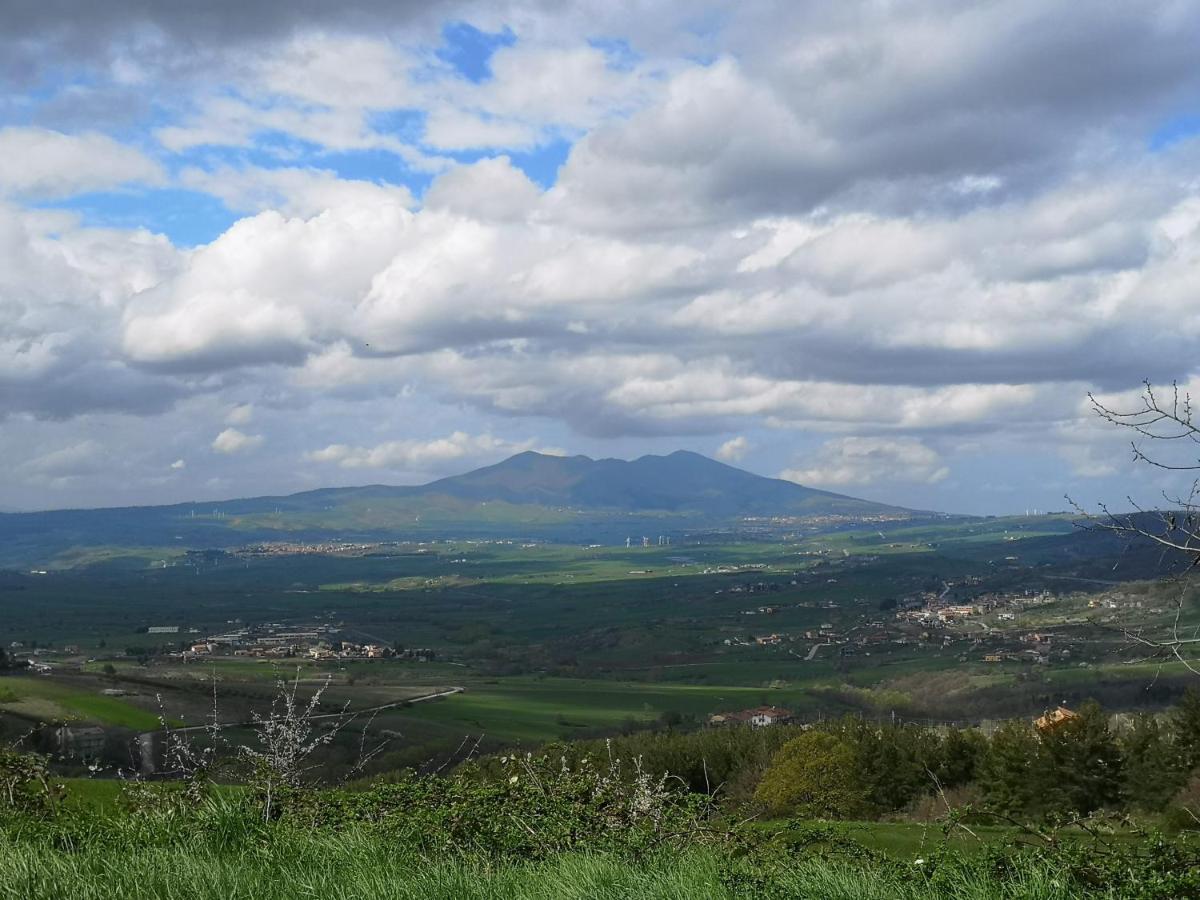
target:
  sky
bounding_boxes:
[3,0,1200,515]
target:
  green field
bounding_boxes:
[0,677,167,730]
[384,676,845,743]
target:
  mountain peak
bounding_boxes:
[0,448,918,565]
[420,448,905,518]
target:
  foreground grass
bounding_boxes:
[3,781,1192,899]
[0,835,1099,900]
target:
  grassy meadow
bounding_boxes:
[0,841,1100,900]
[0,677,167,730]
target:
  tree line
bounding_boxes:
[507,692,1200,826]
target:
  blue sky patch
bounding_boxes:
[436,22,517,83]
[41,188,238,247]
[1149,113,1200,151]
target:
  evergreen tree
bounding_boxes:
[1172,688,1200,774]
[1041,700,1123,816]
[934,727,987,789]
[1121,713,1184,811]
[826,718,934,814]
[980,719,1054,818]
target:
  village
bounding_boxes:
[716,574,1165,669]
[21,618,444,665]
[180,621,436,663]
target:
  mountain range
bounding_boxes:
[0,450,919,566]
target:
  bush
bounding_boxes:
[282,751,715,859]
[0,749,61,816]
[754,732,866,819]
[1163,773,1200,832]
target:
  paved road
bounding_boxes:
[788,643,830,661]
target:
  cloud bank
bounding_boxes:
[3,1,1200,511]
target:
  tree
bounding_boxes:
[754,731,866,819]
[1121,713,1184,811]
[1172,687,1200,773]
[979,719,1054,818]
[238,672,382,820]
[1040,700,1123,816]
[1087,381,1200,672]
[824,718,948,814]
[933,727,988,789]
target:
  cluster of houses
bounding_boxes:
[183,624,331,659]
[305,641,395,661]
[706,702,1085,734]
[234,540,402,558]
[708,706,796,727]
[166,620,434,663]
[894,588,1057,626]
[713,577,1101,666]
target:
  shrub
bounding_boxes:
[283,751,715,859]
[754,732,866,819]
[0,749,61,816]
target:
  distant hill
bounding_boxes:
[0,450,920,566]
[410,450,910,518]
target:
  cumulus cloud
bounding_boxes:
[716,436,750,462]
[423,156,541,220]
[782,438,949,488]
[212,428,264,454]
[0,203,182,421]
[0,128,163,198]
[3,2,1200,509]
[307,431,539,470]
[180,165,415,218]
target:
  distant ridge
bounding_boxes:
[0,451,919,566]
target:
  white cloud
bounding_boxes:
[0,127,163,198]
[422,109,539,151]
[180,165,415,218]
[1058,443,1120,479]
[226,404,254,425]
[4,4,1200,509]
[170,458,186,470]
[21,439,105,477]
[423,156,542,220]
[715,436,750,462]
[307,431,538,470]
[212,428,264,454]
[782,438,949,488]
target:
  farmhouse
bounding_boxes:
[55,725,106,759]
[1034,706,1079,732]
[937,605,977,621]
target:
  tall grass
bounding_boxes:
[0,823,1109,900]
[0,841,724,900]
